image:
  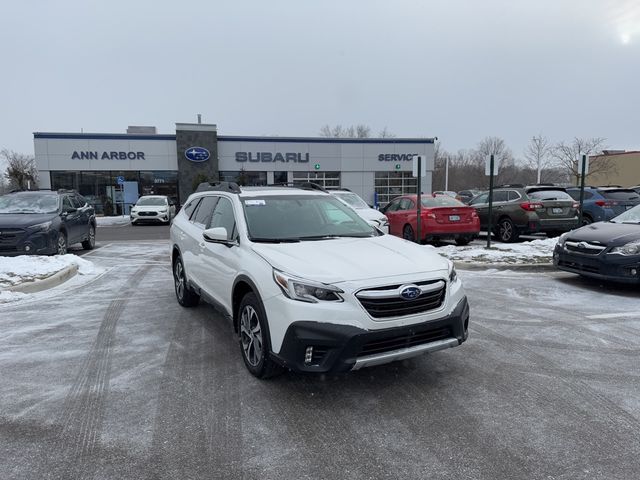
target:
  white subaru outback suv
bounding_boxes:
[170,182,469,378]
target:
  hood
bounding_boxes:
[567,222,640,246]
[0,213,57,228]
[251,234,450,284]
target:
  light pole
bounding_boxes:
[444,155,449,191]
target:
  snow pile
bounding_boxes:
[96,215,130,227]
[0,290,29,303]
[429,237,558,264]
[0,254,103,288]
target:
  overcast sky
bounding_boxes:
[1,0,638,160]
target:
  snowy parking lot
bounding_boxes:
[1,240,640,479]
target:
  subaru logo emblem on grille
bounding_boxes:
[399,285,421,301]
[577,242,589,249]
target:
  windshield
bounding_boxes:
[0,194,59,214]
[610,204,640,224]
[422,196,464,207]
[332,192,369,209]
[241,194,377,241]
[136,197,167,206]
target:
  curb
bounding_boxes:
[6,264,79,294]
[454,261,555,272]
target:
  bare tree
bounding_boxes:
[378,126,396,138]
[550,137,612,184]
[524,135,553,183]
[1,149,38,190]
[318,124,373,138]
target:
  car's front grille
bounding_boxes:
[0,245,18,252]
[564,241,606,256]
[356,280,446,319]
[359,327,452,357]
[0,228,26,247]
[558,259,600,274]
[138,211,158,216]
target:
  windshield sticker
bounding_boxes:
[245,200,266,206]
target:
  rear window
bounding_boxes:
[567,190,594,201]
[600,189,640,201]
[527,190,572,201]
[421,196,465,207]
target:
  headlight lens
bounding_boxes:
[611,241,640,256]
[448,262,458,283]
[273,269,343,303]
[27,220,53,232]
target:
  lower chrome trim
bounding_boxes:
[351,337,459,370]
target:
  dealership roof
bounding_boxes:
[33,132,436,144]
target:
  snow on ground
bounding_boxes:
[0,254,103,289]
[429,237,558,264]
[96,215,130,226]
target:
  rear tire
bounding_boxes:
[582,215,593,226]
[238,292,283,379]
[455,235,472,246]
[497,218,519,243]
[173,256,200,307]
[82,224,96,250]
[403,224,415,242]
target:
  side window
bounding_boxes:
[493,191,508,202]
[209,197,236,240]
[62,196,74,211]
[470,193,488,205]
[399,198,412,210]
[385,199,402,212]
[507,190,521,201]
[182,198,201,219]
[191,196,219,227]
[70,195,84,209]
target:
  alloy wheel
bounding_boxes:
[240,305,263,367]
[174,260,185,300]
[57,233,67,255]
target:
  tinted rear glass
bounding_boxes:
[527,190,572,201]
[422,196,465,207]
[600,190,640,201]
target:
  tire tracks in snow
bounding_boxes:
[42,265,149,480]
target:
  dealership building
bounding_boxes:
[34,123,435,214]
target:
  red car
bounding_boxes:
[382,194,480,245]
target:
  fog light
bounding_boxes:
[304,346,313,365]
[632,268,638,276]
[24,245,31,252]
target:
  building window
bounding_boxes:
[292,171,340,188]
[274,171,288,184]
[219,171,267,186]
[374,171,417,206]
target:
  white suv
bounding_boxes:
[328,188,389,233]
[170,182,469,378]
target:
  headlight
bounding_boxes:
[159,209,168,213]
[378,216,389,227]
[448,262,458,283]
[27,221,53,232]
[273,269,343,303]
[611,241,640,256]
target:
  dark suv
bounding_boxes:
[0,190,96,256]
[566,187,640,224]
[468,185,579,242]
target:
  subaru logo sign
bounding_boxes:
[185,147,210,163]
[399,285,421,301]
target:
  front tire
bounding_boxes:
[82,224,96,250]
[497,218,519,243]
[173,256,200,307]
[56,231,68,255]
[238,292,282,379]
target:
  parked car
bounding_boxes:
[170,182,469,378]
[468,185,579,242]
[554,203,640,284]
[130,195,177,225]
[0,190,96,256]
[433,191,458,198]
[566,187,640,224]
[630,186,640,195]
[382,194,480,245]
[328,188,389,233]
[456,189,482,204]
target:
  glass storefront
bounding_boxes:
[219,171,267,186]
[292,171,341,188]
[374,171,417,206]
[50,171,179,215]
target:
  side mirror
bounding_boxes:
[62,207,77,215]
[203,227,237,246]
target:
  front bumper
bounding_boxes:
[0,229,57,256]
[272,296,469,373]
[130,212,170,223]
[554,245,640,284]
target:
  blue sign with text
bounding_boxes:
[116,176,125,185]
